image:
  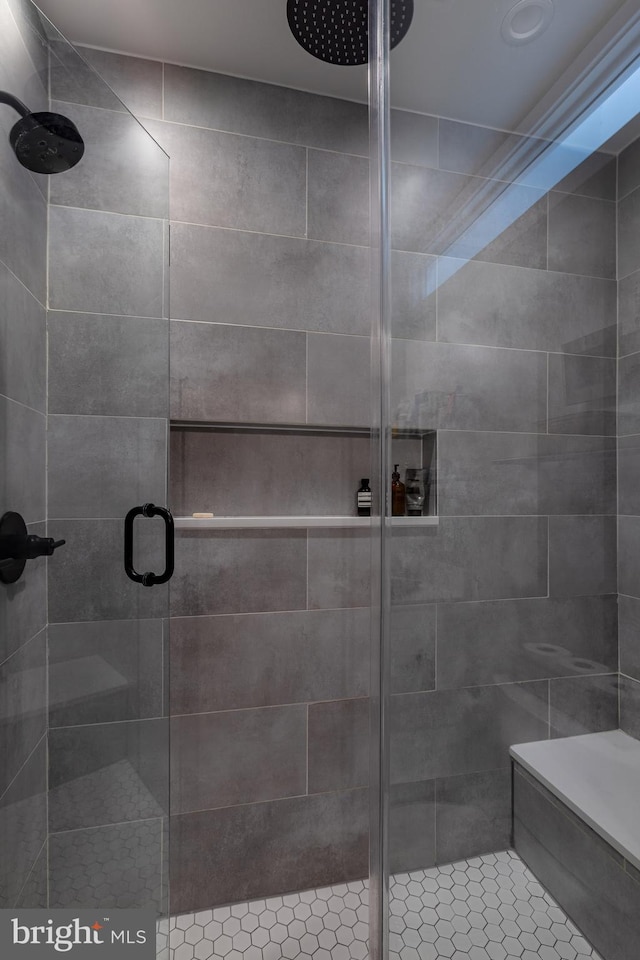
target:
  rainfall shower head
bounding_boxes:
[0,91,84,174]
[287,0,414,66]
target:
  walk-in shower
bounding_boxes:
[2,0,640,958]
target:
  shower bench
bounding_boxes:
[510,730,640,960]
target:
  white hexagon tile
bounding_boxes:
[157,849,602,960]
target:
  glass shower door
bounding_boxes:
[0,0,172,926]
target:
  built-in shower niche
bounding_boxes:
[170,422,438,527]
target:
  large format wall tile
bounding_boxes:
[619,517,640,600]
[390,110,438,167]
[49,101,168,218]
[48,415,166,519]
[49,206,164,317]
[49,619,164,728]
[0,396,45,523]
[307,333,371,426]
[619,351,640,435]
[163,64,369,155]
[171,428,372,517]
[552,151,617,201]
[548,193,616,278]
[0,260,45,411]
[437,258,616,355]
[170,320,306,423]
[48,313,168,417]
[549,675,618,738]
[438,120,527,181]
[618,270,640,357]
[48,518,167,623]
[307,150,369,246]
[308,698,369,793]
[390,682,548,783]
[390,604,436,695]
[437,596,617,688]
[391,340,547,433]
[392,164,547,267]
[0,521,46,664]
[618,186,640,280]
[171,530,307,617]
[170,608,370,714]
[618,435,640,515]
[49,818,164,911]
[170,223,370,335]
[170,789,368,913]
[389,780,436,874]
[0,736,46,909]
[618,139,640,201]
[619,595,640,682]
[548,353,616,435]
[171,706,307,813]
[49,42,141,113]
[307,530,372,609]
[390,518,547,604]
[0,136,46,303]
[0,0,48,109]
[438,431,616,517]
[549,516,617,598]
[149,120,306,236]
[435,768,512,864]
[48,719,168,831]
[0,629,46,797]
[391,251,437,341]
[619,675,640,740]
[57,45,163,119]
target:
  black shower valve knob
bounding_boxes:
[21,534,66,559]
[0,511,66,585]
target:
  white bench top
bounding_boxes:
[511,730,640,872]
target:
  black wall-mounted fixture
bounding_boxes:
[124,503,175,587]
[287,0,414,66]
[0,90,84,174]
[0,511,65,585]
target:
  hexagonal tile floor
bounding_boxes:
[157,849,602,960]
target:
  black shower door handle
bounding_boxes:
[124,503,174,587]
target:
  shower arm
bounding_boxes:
[0,91,30,118]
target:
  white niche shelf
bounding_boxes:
[175,515,439,530]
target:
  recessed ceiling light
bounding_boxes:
[501,0,555,45]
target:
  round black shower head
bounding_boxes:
[287,0,414,66]
[10,111,84,174]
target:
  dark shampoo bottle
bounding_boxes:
[356,478,371,517]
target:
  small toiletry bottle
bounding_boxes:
[356,478,371,517]
[405,469,424,517]
[391,465,406,517]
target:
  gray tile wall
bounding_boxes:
[387,117,618,868]
[56,46,620,911]
[0,0,48,910]
[45,38,170,914]
[618,132,640,739]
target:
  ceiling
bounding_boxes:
[35,0,633,133]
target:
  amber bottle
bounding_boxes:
[391,464,406,517]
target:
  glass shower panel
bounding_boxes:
[0,0,171,924]
[380,0,639,957]
[160,7,382,955]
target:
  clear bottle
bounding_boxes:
[356,478,371,517]
[405,469,425,517]
[391,464,406,517]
